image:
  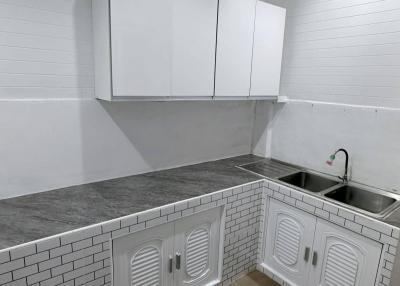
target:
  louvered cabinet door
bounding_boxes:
[263,199,317,286]
[112,223,174,286]
[174,207,223,286]
[309,219,382,286]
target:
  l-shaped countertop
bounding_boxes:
[1,154,399,250]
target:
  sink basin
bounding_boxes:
[278,171,340,193]
[324,185,398,215]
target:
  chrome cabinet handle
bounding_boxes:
[176,252,181,270]
[312,251,318,266]
[168,255,173,273]
[304,247,310,262]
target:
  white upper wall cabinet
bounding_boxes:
[93,0,217,100]
[110,0,172,97]
[171,0,218,97]
[92,0,286,101]
[214,0,257,97]
[215,0,286,98]
[251,1,286,97]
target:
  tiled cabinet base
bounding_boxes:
[113,206,224,286]
[262,199,382,286]
[257,180,400,286]
[0,179,399,286]
[0,181,264,286]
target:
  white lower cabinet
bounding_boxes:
[112,207,223,286]
[264,199,316,285]
[310,219,382,286]
[113,223,175,286]
[263,199,382,286]
[174,208,222,286]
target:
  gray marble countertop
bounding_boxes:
[0,155,265,250]
[1,154,399,250]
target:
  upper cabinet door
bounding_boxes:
[110,0,172,97]
[310,219,382,286]
[110,0,217,98]
[215,0,257,97]
[174,207,223,286]
[171,0,218,97]
[263,199,316,286]
[250,2,286,97]
[112,223,175,286]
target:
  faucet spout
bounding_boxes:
[327,148,349,184]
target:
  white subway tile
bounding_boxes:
[38,257,61,272]
[361,227,380,240]
[10,244,36,260]
[101,221,120,233]
[0,251,10,264]
[138,210,160,223]
[61,226,101,245]
[338,209,355,221]
[0,259,24,275]
[13,264,38,280]
[26,270,51,285]
[120,215,138,228]
[345,220,362,233]
[36,237,60,253]
[25,251,49,266]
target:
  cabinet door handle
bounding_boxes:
[304,247,310,262]
[168,255,173,273]
[176,252,181,270]
[312,251,318,266]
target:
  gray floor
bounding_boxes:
[230,271,280,286]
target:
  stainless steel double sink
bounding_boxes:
[277,171,400,218]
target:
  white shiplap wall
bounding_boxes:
[0,0,94,99]
[254,0,400,193]
[281,0,400,107]
[0,0,256,199]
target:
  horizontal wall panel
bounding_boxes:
[282,66,400,79]
[0,60,92,76]
[0,32,92,53]
[0,74,93,88]
[0,3,73,26]
[282,74,400,87]
[286,0,400,24]
[287,8,400,33]
[286,20,400,43]
[282,0,400,107]
[0,0,94,99]
[284,42,400,59]
[0,87,94,98]
[0,18,77,39]
[286,0,386,16]
[0,0,77,14]
[285,54,400,67]
[0,46,93,65]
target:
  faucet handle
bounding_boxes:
[338,175,348,184]
[326,154,336,166]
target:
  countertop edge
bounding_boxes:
[0,179,265,253]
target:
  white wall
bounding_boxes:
[0,0,94,99]
[282,0,400,107]
[270,102,400,191]
[254,0,400,192]
[0,0,256,199]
